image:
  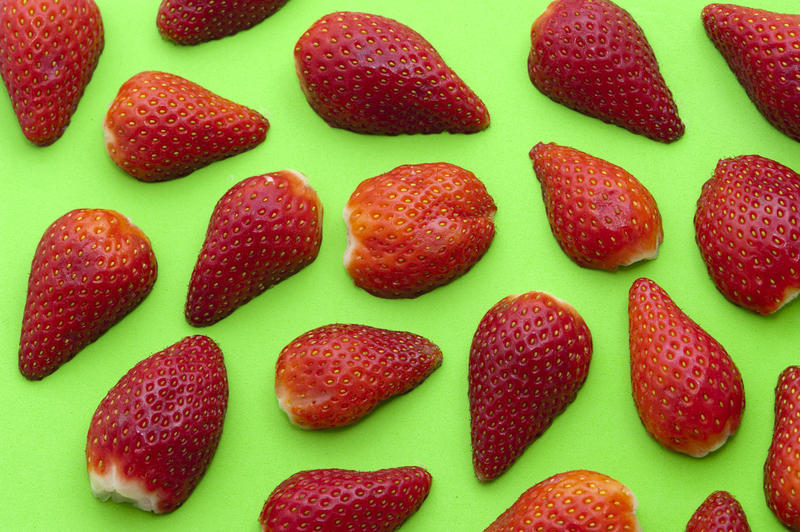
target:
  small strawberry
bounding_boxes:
[104,70,269,182]
[275,324,442,429]
[259,466,431,531]
[86,335,228,514]
[0,0,104,145]
[766,366,800,529]
[530,142,663,270]
[686,490,751,532]
[294,11,489,135]
[628,278,745,457]
[344,162,496,298]
[185,170,322,326]
[469,292,592,481]
[528,0,684,142]
[19,209,157,380]
[695,154,800,314]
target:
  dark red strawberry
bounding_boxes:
[104,70,268,182]
[19,208,157,380]
[185,170,322,326]
[0,0,103,145]
[530,142,663,270]
[259,466,431,531]
[86,335,228,514]
[765,366,800,529]
[695,154,800,314]
[629,278,744,457]
[469,292,592,481]
[344,162,496,298]
[528,0,684,142]
[157,0,289,44]
[275,324,442,429]
[686,490,751,532]
[294,11,489,135]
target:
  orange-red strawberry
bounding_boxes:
[530,142,663,270]
[469,292,592,481]
[275,324,442,429]
[0,0,103,145]
[766,366,800,529]
[86,335,228,514]
[628,278,744,457]
[528,0,684,142]
[686,490,751,532]
[294,11,489,135]
[185,170,322,326]
[104,71,268,182]
[344,162,496,298]
[18,209,157,380]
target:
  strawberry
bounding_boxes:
[275,324,442,429]
[628,278,745,457]
[0,0,103,146]
[530,142,663,270]
[686,490,751,532]
[469,292,592,481]
[18,208,157,380]
[294,11,489,135]
[485,469,641,531]
[104,70,269,182]
[344,162,496,298]
[86,335,228,514]
[528,0,684,142]
[157,0,289,45]
[766,366,800,530]
[185,170,322,326]
[258,466,431,531]
[694,154,800,314]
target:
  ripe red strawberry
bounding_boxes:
[695,154,800,314]
[469,292,592,481]
[19,209,157,380]
[686,490,751,532]
[0,0,103,145]
[528,0,684,142]
[530,142,663,270]
[294,11,489,135]
[344,162,496,298]
[275,324,442,429]
[766,366,800,529]
[86,335,228,514]
[628,278,745,457]
[485,469,641,531]
[259,466,431,531]
[157,0,289,45]
[185,170,322,326]
[104,70,269,182]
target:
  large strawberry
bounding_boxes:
[294,11,489,135]
[469,292,592,481]
[185,170,322,326]
[686,490,751,532]
[695,154,800,314]
[765,366,800,530]
[530,142,663,270]
[275,324,442,429]
[19,208,157,380]
[86,335,228,514]
[344,162,496,298]
[528,0,684,142]
[0,0,103,145]
[104,70,269,182]
[629,278,744,457]
[259,466,431,531]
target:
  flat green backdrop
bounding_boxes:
[1,0,799,529]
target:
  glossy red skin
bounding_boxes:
[294,11,489,135]
[275,324,442,429]
[19,209,157,380]
[628,278,744,457]
[530,142,663,270]
[469,292,592,481]
[185,170,322,326]
[259,466,431,532]
[104,71,269,182]
[157,0,288,44]
[765,366,800,530]
[687,491,751,532]
[0,0,103,145]
[528,0,683,142]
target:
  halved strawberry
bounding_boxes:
[765,366,800,530]
[686,490,751,532]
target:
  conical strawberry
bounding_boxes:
[765,366,800,530]
[158,0,289,45]
[686,490,751,532]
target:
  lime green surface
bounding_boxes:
[2,0,800,529]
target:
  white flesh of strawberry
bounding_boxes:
[89,460,163,513]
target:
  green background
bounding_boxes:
[1,0,799,529]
